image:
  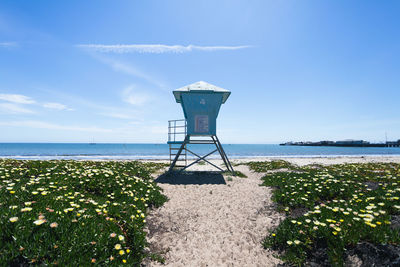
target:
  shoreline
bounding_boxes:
[2,154,400,161]
[143,155,400,164]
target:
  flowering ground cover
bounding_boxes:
[246,160,297,172]
[256,162,400,265]
[0,159,167,266]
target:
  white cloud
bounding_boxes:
[0,93,74,112]
[77,44,251,54]
[42,102,73,111]
[122,85,149,106]
[95,56,167,89]
[0,103,35,114]
[0,93,35,104]
[0,120,112,133]
[0,42,17,47]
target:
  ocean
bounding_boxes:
[0,143,400,160]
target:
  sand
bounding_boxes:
[144,156,400,266]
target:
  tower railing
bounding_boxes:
[168,119,187,143]
[168,119,187,167]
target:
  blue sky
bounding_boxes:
[0,0,399,143]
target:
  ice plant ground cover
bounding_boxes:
[0,159,167,265]
[249,162,400,265]
[245,160,297,172]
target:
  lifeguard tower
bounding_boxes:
[168,81,234,173]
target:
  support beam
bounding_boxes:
[180,149,223,172]
[211,135,230,172]
[168,134,234,173]
[214,135,235,173]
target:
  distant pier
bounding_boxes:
[280,139,400,147]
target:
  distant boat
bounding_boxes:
[89,138,96,145]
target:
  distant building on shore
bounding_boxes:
[335,140,370,146]
[280,139,400,147]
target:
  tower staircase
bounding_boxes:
[168,119,187,170]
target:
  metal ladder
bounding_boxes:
[168,119,187,169]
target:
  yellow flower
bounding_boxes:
[122,259,127,263]
[10,191,15,194]
[32,191,39,195]
[118,235,124,241]
[114,244,122,250]
[9,217,18,223]
[126,249,130,253]
[287,241,293,245]
[332,231,338,235]
[21,207,32,212]
[294,240,301,245]
[119,250,125,255]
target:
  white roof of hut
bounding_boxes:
[173,81,231,103]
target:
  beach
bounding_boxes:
[1,155,399,265]
[145,155,400,166]
[144,155,400,266]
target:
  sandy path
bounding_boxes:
[145,164,283,267]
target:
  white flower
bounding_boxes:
[33,219,46,225]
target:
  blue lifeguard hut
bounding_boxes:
[168,81,234,173]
